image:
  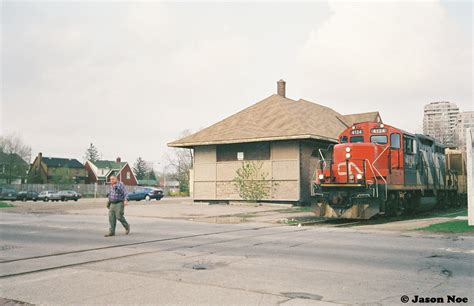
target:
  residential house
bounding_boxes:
[28,153,87,184]
[84,157,138,185]
[163,180,180,194]
[0,151,29,184]
[169,80,382,204]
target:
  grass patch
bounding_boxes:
[417,220,474,233]
[217,212,258,218]
[277,206,314,214]
[0,201,14,208]
[279,207,468,228]
[429,209,467,218]
[279,216,324,225]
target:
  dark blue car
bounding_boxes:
[128,187,164,202]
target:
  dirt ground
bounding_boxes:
[0,197,467,232]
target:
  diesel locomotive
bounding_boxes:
[312,121,467,219]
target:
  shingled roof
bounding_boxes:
[169,94,351,148]
[42,157,83,168]
[343,111,382,125]
[92,160,126,170]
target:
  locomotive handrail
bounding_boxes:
[363,159,378,198]
[318,148,327,170]
[365,158,388,201]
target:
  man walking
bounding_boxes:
[105,175,130,237]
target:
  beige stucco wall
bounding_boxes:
[192,141,302,202]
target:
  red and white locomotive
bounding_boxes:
[312,121,465,219]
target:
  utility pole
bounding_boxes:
[466,128,473,226]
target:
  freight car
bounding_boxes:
[312,121,467,219]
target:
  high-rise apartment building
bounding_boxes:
[454,111,474,149]
[423,101,460,147]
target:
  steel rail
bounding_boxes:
[0,226,308,279]
[0,225,280,264]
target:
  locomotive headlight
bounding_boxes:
[318,174,324,180]
[345,153,351,159]
[356,173,363,180]
[345,147,351,153]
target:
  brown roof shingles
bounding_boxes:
[343,111,381,125]
[168,94,352,147]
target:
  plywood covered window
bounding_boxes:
[216,142,270,162]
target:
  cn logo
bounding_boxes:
[337,162,363,176]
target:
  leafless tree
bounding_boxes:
[165,130,194,194]
[0,133,32,184]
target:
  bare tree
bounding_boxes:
[0,134,32,184]
[165,130,194,194]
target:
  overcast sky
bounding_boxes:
[1,0,472,169]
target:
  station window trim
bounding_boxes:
[216,142,271,162]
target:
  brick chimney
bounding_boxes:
[116,157,121,163]
[277,79,286,98]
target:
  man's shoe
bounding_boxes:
[104,233,115,237]
[125,225,130,235]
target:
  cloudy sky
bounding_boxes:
[1,0,472,169]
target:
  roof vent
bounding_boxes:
[277,79,286,98]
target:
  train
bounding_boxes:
[311,121,468,219]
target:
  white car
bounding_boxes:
[38,190,60,202]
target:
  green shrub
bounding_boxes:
[233,161,269,202]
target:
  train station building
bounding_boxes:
[169,80,381,204]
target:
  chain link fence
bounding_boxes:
[0,184,146,198]
[0,183,185,198]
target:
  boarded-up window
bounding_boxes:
[217,142,270,162]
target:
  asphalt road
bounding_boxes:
[0,210,473,305]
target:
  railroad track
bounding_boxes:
[0,225,310,279]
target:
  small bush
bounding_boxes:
[0,201,14,208]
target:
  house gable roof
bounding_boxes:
[88,160,137,183]
[91,160,127,170]
[42,157,83,168]
[168,94,351,147]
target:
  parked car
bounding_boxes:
[16,191,39,202]
[38,190,60,202]
[0,187,17,201]
[127,187,164,202]
[57,190,82,201]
